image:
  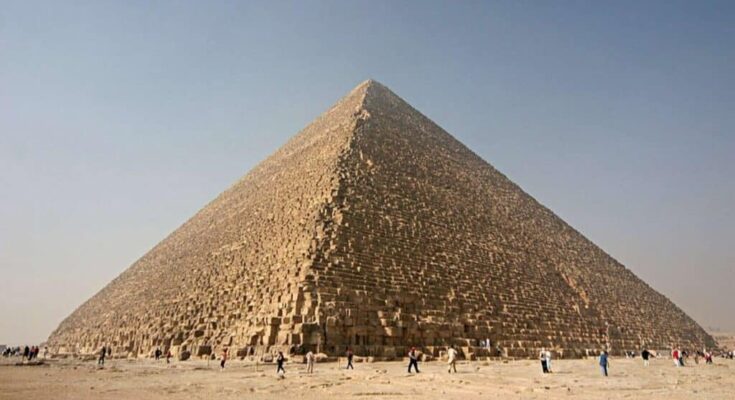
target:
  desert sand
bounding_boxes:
[1,357,733,400]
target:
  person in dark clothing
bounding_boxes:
[642,349,651,367]
[220,348,228,369]
[98,346,106,366]
[539,348,549,373]
[407,348,420,373]
[679,350,686,367]
[276,351,286,374]
[345,347,354,370]
[599,351,609,376]
[23,346,29,359]
[154,348,162,360]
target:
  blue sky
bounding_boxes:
[1,0,733,344]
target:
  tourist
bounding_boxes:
[166,349,172,364]
[545,349,553,373]
[23,346,29,359]
[642,348,651,367]
[220,347,228,369]
[43,346,48,359]
[306,350,315,374]
[154,348,161,360]
[98,346,106,366]
[276,351,286,374]
[447,345,458,373]
[599,351,609,376]
[407,347,420,373]
[539,348,549,374]
[681,349,688,366]
[345,347,354,370]
[672,347,680,367]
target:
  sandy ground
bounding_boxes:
[1,357,733,400]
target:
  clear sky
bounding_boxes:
[1,1,733,345]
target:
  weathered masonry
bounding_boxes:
[48,80,715,359]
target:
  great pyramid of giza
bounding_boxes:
[48,80,715,359]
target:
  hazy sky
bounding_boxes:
[1,1,733,345]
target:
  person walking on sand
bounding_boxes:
[672,347,680,367]
[166,349,172,364]
[276,351,286,374]
[345,347,354,370]
[407,347,420,373]
[98,346,106,366]
[447,345,458,373]
[680,349,686,367]
[539,348,549,373]
[642,348,651,367]
[306,350,315,374]
[220,348,228,369]
[545,349,553,373]
[599,351,609,376]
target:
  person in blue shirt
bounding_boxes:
[599,351,609,376]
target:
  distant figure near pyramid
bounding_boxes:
[48,80,715,360]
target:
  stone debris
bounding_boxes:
[46,80,715,359]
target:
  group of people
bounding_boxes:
[221,346,457,376]
[670,346,715,366]
[537,346,723,377]
[1,345,46,360]
[208,344,729,377]
[153,347,173,364]
[598,346,721,377]
[91,343,731,378]
[539,348,553,373]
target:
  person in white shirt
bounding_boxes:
[545,349,552,373]
[447,345,458,373]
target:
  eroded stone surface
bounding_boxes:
[47,80,715,359]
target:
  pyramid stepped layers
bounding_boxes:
[48,80,715,359]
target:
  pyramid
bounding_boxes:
[48,80,715,359]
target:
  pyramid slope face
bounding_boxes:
[48,82,370,356]
[310,82,714,357]
[49,80,714,359]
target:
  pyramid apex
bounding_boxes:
[354,78,390,93]
[357,78,378,87]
